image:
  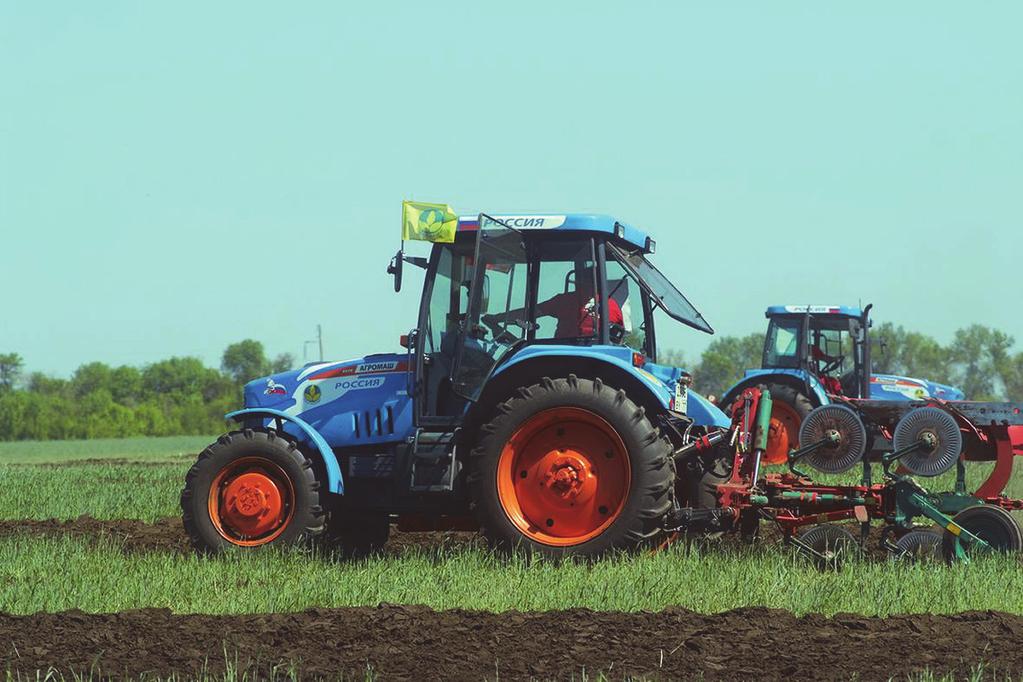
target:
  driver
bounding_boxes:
[484,267,623,339]
[810,336,844,394]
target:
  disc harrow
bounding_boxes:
[666,388,1023,564]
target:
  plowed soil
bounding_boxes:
[2,605,1022,680]
[0,516,479,555]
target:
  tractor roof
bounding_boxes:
[457,214,652,252]
[766,305,863,318]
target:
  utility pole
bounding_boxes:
[303,325,324,362]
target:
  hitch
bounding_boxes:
[663,506,737,534]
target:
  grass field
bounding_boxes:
[3,437,1023,680]
[1,533,1022,617]
[0,437,1020,619]
[0,435,211,464]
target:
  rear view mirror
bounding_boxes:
[387,250,404,292]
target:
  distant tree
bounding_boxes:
[221,340,269,384]
[998,351,1023,402]
[0,353,23,391]
[71,362,114,398]
[947,325,1015,400]
[109,365,143,405]
[270,353,296,374]
[657,348,689,369]
[692,333,763,400]
[26,372,69,396]
[871,323,954,385]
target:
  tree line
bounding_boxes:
[0,323,1020,441]
[0,341,293,441]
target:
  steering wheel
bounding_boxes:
[820,355,845,375]
[481,315,518,346]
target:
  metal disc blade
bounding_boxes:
[893,529,942,562]
[796,523,861,569]
[892,406,962,477]
[798,404,867,474]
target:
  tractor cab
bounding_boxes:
[763,305,871,398]
[405,214,718,427]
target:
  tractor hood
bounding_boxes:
[870,373,965,401]
[243,354,409,413]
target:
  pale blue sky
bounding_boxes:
[2,2,1020,376]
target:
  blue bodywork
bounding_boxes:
[238,344,729,496]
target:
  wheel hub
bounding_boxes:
[543,455,591,500]
[219,471,285,537]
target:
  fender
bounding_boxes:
[720,369,829,409]
[490,344,729,428]
[226,408,344,494]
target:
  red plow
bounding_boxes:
[667,388,1023,563]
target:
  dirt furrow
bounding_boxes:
[2,604,1022,680]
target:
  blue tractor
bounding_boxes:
[717,304,964,465]
[181,214,731,558]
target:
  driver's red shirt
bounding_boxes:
[539,293,623,337]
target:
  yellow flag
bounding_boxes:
[402,200,458,243]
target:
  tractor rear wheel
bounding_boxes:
[468,375,674,558]
[759,383,814,465]
[181,429,325,553]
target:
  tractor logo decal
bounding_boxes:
[264,379,287,395]
[304,384,322,403]
[306,361,408,382]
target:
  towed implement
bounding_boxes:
[673,388,1023,563]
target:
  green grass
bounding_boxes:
[1,534,1022,617]
[0,435,211,464]
[0,461,186,521]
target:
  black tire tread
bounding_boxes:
[180,429,325,553]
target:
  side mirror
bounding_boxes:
[387,250,404,292]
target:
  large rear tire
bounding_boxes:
[759,383,814,465]
[467,375,674,558]
[181,429,325,553]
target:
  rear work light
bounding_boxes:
[632,352,646,367]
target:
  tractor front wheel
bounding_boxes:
[181,429,325,553]
[468,375,674,558]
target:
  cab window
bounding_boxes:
[763,317,802,369]
[534,240,600,341]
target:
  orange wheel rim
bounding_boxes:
[207,456,295,547]
[497,407,630,547]
[763,401,802,465]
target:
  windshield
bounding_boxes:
[763,316,802,369]
[606,243,713,334]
